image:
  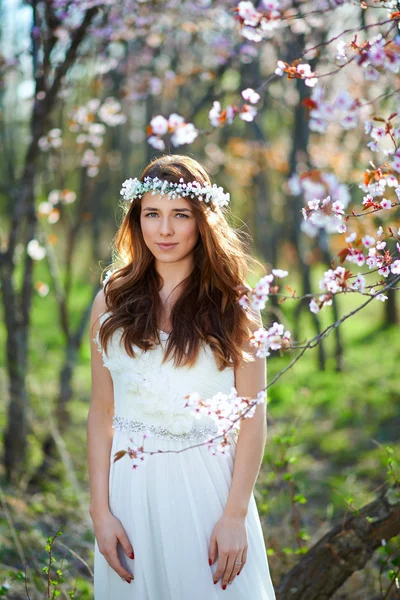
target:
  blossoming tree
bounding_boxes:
[0,0,400,597]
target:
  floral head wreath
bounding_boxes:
[120,176,230,209]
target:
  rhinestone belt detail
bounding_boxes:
[112,415,218,442]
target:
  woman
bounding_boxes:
[88,154,276,599]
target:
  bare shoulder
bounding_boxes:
[90,288,108,337]
[240,305,262,353]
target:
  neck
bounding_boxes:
[155,254,195,295]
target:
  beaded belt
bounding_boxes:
[112,415,218,442]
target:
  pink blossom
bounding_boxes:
[386,175,398,187]
[380,198,392,210]
[272,269,288,278]
[308,198,320,211]
[336,41,347,64]
[239,295,249,309]
[171,122,198,146]
[262,0,280,9]
[238,1,260,26]
[241,26,263,43]
[309,298,320,314]
[239,104,257,122]
[168,113,185,129]
[371,127,385,141]
[390,156,400,173]
[275,60,286,76]
[334,91,353,111]
[309,118,327,133]
[209,101,221,127]
[148,136,165,151]
[150,115,169,135]
[391,260,400,274]
[367,141,380,152]
[241,88,260,104]
[27,239,46,261]
[378,265,390,277]
[332,200,345,216]
[368,40,386,68]
[340,114,358,130]
[346,232,357,243]
[364,121,372,135]
[364,66,379,81]
[350,274,366,293]
[362,235,375,247]
[225,105,236,124]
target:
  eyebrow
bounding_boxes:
[142,207,192,212]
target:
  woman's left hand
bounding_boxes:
[208,514,248,589]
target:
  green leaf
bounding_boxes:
[294,494,307,504]
[295,546,308,555]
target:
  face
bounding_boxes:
[140,191,200,263]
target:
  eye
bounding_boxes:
[144,212,189,218]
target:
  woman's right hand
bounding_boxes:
[92,511,135,583]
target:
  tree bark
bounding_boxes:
[276,484,400,600]
[384,271,398,327]
[0,5,99,483]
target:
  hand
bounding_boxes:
[92,511,135,583]
[209,514,248,589]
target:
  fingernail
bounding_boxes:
[125,579,131,584]
[214,580,217,585]
[222,584,227,590]
[237,570,241,575]
[129,552,134,559]
[208,558,212,566]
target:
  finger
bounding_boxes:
[238,547,247,575]
[222,554,237,588]
[116,526,135,560]
[213,554,228,584]
[106,550,134,581]
[209,535,217,565]
[229,552,244,583]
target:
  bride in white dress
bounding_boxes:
[88,154,276,599]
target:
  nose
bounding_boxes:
[159,216,174,236]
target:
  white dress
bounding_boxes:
[93,311,276,600]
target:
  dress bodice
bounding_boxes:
[93,311,236,436]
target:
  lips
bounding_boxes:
[156,243,178,249]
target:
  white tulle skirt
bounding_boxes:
[94,429,276,600]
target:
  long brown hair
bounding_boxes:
[97,154,262,370]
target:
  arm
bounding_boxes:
[87,290,134,583]
[224,307,267,519]
[88,290,115,519]
[209,307,267,589]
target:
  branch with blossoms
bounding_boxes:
[115,1,400,466]
[114,268,400,469]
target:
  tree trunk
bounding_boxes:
[0,5,99,483]
[384,271,398,326]
[288,61,326,371]
[276,483,400,599]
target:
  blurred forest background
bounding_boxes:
[0,0,399,598]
